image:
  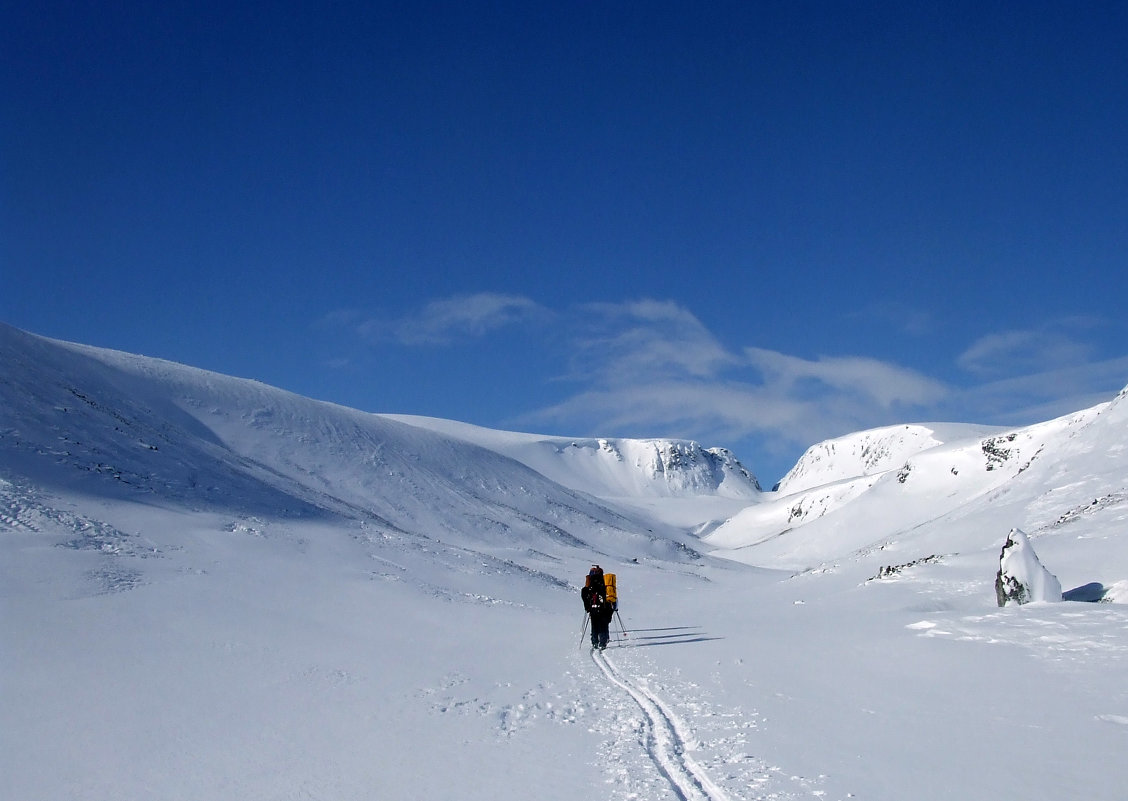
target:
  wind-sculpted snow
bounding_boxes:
[0,324,703,576]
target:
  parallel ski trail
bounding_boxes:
[593,649,733,801]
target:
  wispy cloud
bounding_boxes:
[521,300,950,452]
[323,292,549,346]
[388,292,548,345]
[744,348,948,409]
[566,299,739,383]
[319,294,1127,478]
[524,301,1128,464]
[945,317,1128,422]
[957,324,1096,377]
[947,355,1128,423]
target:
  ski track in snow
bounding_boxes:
[584,644,830,801]
[593,648,734,801]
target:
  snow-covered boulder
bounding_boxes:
[995,527,1062,606]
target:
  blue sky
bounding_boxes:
[4,1,1127,485]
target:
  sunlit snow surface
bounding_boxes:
[3,323,1128,800]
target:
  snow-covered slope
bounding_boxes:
[775,421,1005,495]
[383,414,762,529]
[383,415,761,500]
[5,322,1128,801]
[706,391,1127,573]
[0,323,703,570]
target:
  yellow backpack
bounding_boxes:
[603,573,617,604]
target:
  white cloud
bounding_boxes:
[327,293,547,346]
[947,355,1128,423]
[393,292,547,345]
[523,300,950,452]
[322,294,1126,477]
[568,299,738,383]
[531,380,792,439]
[958,326,1095,377]
[745,348,949,409]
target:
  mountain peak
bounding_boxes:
[382,416,762,502]
[775,422,1004,496]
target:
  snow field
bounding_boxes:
[5,325,1128,800]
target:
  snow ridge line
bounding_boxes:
[593,650,733,801]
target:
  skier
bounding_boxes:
[582,565,614,650]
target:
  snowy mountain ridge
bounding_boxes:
[5,321,1127,578]
[383,414,762,500]
[774,421,1007,496]
[0,323,736,568]
[707,391,1125,572]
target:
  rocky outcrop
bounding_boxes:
[596,438,762,497]
[995,527,1062,606]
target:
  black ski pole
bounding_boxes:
[578,613,590,649]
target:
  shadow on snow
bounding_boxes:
[611,625,721,648]
[1063,582,1110,602]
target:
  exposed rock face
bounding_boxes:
[995,527,1062,607]
[591,438,762,497]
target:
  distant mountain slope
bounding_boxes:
[705,386,1128,571]
[775,422,1006,496]
[6,322,1126,582]
[381,415,763,532]
[383,415,761,499]
[0,324,702,567]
